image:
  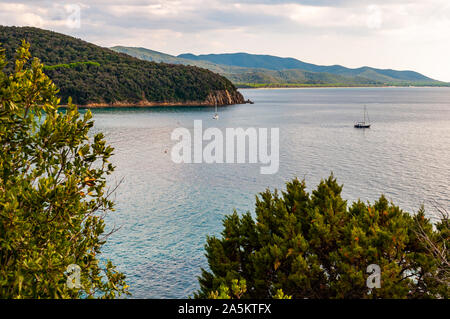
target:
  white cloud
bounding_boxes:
[366,5,383,29]
[0,0,449,81]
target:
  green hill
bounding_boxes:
[112,46,379,87]
[111,46,254,75]
[0,26,244,106]
[113,46,446,87]
[178,52,441,85]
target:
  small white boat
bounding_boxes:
[354,105,371,128]
[213,101,219,120]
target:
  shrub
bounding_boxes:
[197,175,449,299]
[0,41,129,298]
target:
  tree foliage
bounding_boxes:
[43,61,101,71]
[0,41,129,298]
[196,175,449,299]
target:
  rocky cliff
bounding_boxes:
[80,90,245,108]
[206,89,246,106]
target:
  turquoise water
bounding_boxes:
[89,87,450,298]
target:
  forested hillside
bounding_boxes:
[179,52,440,84]
[112,46,378,86]
[0,26,244,106]
[115,46,446,87]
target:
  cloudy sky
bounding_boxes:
[1,0,450,81]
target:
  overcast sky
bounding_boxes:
[1,0,449,81]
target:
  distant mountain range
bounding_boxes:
[112,47,447,87]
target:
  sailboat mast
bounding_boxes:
[364,105,366,123]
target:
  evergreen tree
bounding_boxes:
[196,175,449,299]
[0,41,129,298]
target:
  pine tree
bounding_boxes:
[196,175,449,299]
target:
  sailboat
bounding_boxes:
[213,101,219,120]
[354,105,371,128]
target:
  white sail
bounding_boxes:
[213,100,219,120]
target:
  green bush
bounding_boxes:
[0,41,129,298]
[196,175,449,299]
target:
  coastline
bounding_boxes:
[59,89,249,108]
[60,100,252,109]
[59,101,246,108]
[238,85,450,90]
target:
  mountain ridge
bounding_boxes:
[177,52,435,83]
[111,46,445,87]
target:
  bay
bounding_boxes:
[88,87,450,298]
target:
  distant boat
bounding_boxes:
[354,105,371,128]
[213,101,219,120]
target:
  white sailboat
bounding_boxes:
[354,105,371,128]
[213,101,219,120]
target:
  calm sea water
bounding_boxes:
[89,87,450,298]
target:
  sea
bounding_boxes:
[86,87,450,298]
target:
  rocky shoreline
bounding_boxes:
[64,90,249,108]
